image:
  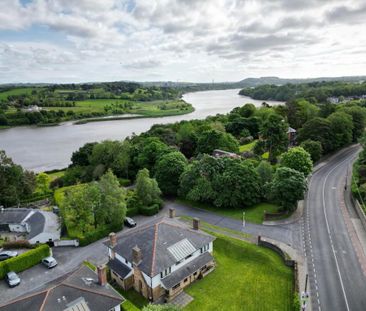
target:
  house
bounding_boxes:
[0,208,60,244]
[212,149,240,159]
[287,127,296,147]
[0,265,124,311]
[105,210,215,302]
[23,105,42,112]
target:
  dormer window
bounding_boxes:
[160,267,171,279]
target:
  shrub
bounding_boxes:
[126,207,139,217]
[119,178,131,187]
[3,240,33,249]
[0,244,50,279]
[121,300,140,311]
[78,223,122,246]
[139,204,159,216]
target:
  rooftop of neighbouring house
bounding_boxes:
[0,208,30,225]
[0,265,124,311]
[104,216,215,277]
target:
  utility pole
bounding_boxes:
[242,211,246,228]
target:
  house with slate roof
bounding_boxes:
[105,209,215,302]
[0,265,124,311]
[0,208,60,244]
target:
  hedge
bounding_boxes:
[3,240,33,249]
[0,244,50,279]
[78,223,122,247]
[139,204,159,216]
[121,300,140,311]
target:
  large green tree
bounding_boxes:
[269,167,307,211]
[261,113,289,163]
[155,151,188,196]
[327,112,353,150]
[135,168,162,206]
[196,129,239,155]
[340,106,366,142]
[0,150,36,206]
[300,140,323,162]
[280,147,313,177]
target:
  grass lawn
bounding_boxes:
[47,170,65,182]
[185,233,294,311]
[239,140,257,152]
[177,199,280,224]
[114,287,149,309]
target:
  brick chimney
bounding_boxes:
[109,232,117,247]
[169,208,176,218]
[132,245,142,266]
[97,265,107,286]
[193,217,200,230]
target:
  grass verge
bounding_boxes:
[176,199,280,224]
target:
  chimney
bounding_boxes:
[193,217,200,230]
[97,265,107,286]
[132,245,142,266]
[109,232,117,247]
[169,208,176,218]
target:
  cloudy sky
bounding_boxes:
[0,0,365,83]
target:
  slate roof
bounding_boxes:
[105,217,215,277]
[107,258,132,278]
[0,208,30,224]
[161,252,214,289]
[0,266,124,311]
[26,211,45,239]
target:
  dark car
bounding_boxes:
[124,217,136,228]
[0,251,18,262]
[5,271,21,288]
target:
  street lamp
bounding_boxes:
[242,211,246,228]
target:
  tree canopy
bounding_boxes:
[280,147,313,177]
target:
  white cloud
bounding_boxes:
[0,0,365,82]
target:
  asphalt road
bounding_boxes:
[303,145,366,311]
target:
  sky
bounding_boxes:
[0,0,365,83]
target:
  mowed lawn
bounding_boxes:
[0,87,35,100]
[185,233,294,311]
[177,199,280,224]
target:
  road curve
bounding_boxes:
[303,145,366,311]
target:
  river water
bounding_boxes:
[0,89,283,172]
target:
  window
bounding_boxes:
[173,283,180,290]
[125,258,128,264]
[184,278,188,282]
[160,267,171,278]
[200,244,209,253]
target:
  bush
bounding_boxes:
[119,178,131,187]
[121,300,140,311]
[78,223,122,246]
[126,207,139,217]
[0,244,50,279]
[3,240,33,249]
[139,204,159,216]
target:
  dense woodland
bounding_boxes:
[239,81,366,102]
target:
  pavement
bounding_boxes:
[302,145,366,311]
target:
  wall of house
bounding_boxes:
[28,231,60,244]
[8,223,27,233]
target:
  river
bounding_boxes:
[0,89,283,172]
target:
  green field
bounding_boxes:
[239,140,257,152]
[177,199,280,224]
[45,98,193,117]
[0,87,35,100]
[185,233,294,311]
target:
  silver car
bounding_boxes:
[0,251,18,262]
[41,256,57,269]
[5,271,21,288]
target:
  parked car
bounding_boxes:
[5,272,21,288]
[0,251,18,262]
[124,217,137,228]
[41,256,58,269]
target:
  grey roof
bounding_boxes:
[287,127,296,133]
[0,266,124,311]
[0,208,30,224]
[107,258,132,278]
[105,217,215,277]
[26,211,45,239]
[161,252,214,289]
